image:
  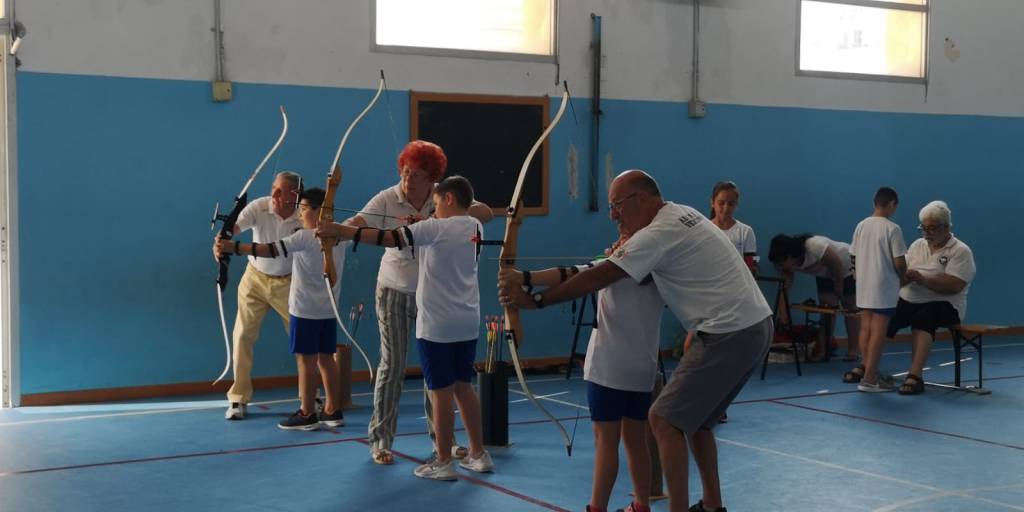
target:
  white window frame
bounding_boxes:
[371,0,558,64]
[796,0,929,84]
[1,0,19,408]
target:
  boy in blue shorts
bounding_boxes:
[318,175,492,480]
[216,187,347,430]
[849,187,907,392]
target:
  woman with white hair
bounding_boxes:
[886,201,976,395]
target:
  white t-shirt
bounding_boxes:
[608,202,772,334]
[235,196,302,276]
[279,229,349,320]
[360,184,436,294]
[721,220,757,256]
[798,236,854,279]
[582,261,664,393]
[900,236,976,319]
[851,216,907,309]
[405,216,481,342]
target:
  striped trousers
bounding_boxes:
[368,285,450,452]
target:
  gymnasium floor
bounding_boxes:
[1,340,1022,511]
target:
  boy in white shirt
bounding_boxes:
[216,187,348,430]
[849,187,907,392]
[318,175,493,481]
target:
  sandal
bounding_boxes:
[372,448,395,465]
[899,374,925,395]
[842,365,865,383]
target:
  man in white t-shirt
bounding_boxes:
[343,141,493,465]
[320,176,495,482]
[213,171,302,421]
[848,187,907,392]
[886,201,975,395]
[499,170,772,512]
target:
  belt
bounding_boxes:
[248,264,291,280]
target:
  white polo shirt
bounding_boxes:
[798,236,854,279]
[609,202,772,334]
[851,216,907,309]
[278,229,349,320]
[405,216,481,342]
[582,260,664,393]
[360,184,435,294]
[900,235,976,319]
[236,196,302,276]
[722,220,757,256]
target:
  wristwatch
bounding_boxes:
[531,292,545,309]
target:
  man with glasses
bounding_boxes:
[500,169,773,512]
[345,140,493,465]
[886,200,976,395]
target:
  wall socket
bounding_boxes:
[688,100,706,118]
[212,80,233,102]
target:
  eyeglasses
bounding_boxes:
[917,223,947,233]
[609,192,639,213]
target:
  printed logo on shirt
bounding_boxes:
[615,248,626,259]
[939,256,949,265]
[678,212,703,228]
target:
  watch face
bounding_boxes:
[532,293,544,302]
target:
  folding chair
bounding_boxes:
[759,277,816,379]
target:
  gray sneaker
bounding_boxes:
[458,451,494,473]
[414,459,458,481]
[225,402,247,420]
[858,378,896,393]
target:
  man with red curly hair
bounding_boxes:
[345,140,493,465]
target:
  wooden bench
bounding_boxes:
[925,324,1024,395]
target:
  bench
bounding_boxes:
[924,324,1024,395]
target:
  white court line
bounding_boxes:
[873,481,1024,512]
[883,341,1024,357]
[892,367,931,378]
[939,357,972,368]
[510,391,569,404]
[509,389,588,410]
[716,437,1024,512]
[0,374,584,428]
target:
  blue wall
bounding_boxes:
[17,72,1022,394]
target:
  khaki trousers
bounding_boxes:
[226,265,291,404]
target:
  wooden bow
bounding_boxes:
[319,72,387,382]
[500,82,574,455]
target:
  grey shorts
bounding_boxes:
[652,316,773,434]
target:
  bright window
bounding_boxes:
[374,0,556,59]
[799,0,927,81]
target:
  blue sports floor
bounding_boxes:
[2,340,1023,511]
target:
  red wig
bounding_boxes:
[397,140,447,182]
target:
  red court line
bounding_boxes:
[355,439,571,512]
[769,400,1024,452]
[0,415,588,478]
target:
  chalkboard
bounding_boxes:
[411,92,549,216]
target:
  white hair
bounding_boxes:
[919,200,952,226]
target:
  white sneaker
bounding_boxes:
[459,451,494,473]
[858,379,896,393]
[225,402,247,420]
[414,459,458,481]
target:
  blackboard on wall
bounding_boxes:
[411,92,549,216]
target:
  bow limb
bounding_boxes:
[500,82,573,454]
[318,72,386,383]
[213,106,289,386]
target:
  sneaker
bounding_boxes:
[718,411,729,424]
[318,409,345,428]
[615,502,651,512]
[225,402,247,420]
[458,451,494,473]
[688,501,727,512]
[413,459,458,481]
[315,397,324,415]
[858,378,896,393]
[426,445,469,463]
[278,410,320,431]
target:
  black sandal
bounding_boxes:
[842,365,865,383]
[899,374,925,395]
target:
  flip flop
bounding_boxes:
[372,448,395,465]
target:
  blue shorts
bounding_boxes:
[417,339,477,390]
[864,307,897,317]
[586,381,652,422]
[289,316,337,355]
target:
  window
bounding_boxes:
[374,0,556,61]
[798,0,927,82]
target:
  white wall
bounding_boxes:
[15,0,1024,116]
